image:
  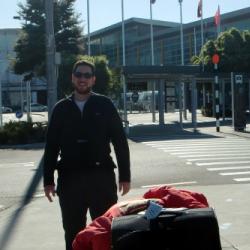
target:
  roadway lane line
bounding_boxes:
[141,181,197,189]
[220,171,250,176]
[207,166,250,171]
[234,177,250,182]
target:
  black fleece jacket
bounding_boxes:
[43,93,130,186]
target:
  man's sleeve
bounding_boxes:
[43,105,61,186]
[108,101,131,183]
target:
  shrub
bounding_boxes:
[0,121,47,145]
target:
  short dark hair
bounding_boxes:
[72,59,95,74]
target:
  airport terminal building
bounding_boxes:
[88,7,250,68]
[0,7,250,109]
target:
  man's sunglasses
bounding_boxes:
[73,72,94,79]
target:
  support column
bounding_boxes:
[191,78,197,131]
[159,79,165,126]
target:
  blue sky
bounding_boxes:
[1,0,249,32]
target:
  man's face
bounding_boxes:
[72,65,96,95]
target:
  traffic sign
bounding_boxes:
[212,54,220,64]
[235,75,243,84]
[16,111,23,119]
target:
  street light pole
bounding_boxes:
[87,0,91,55]
[45,0,57,119]
[0,60,7,127]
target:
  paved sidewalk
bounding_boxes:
[126,111,250,138]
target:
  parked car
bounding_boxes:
[1,106,13,113]
[24,103,48,112]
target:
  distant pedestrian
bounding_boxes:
[43,59,131,250]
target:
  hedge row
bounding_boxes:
[0,121,48,145]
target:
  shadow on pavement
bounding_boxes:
[0,155,44,250]
[128,122,221,142]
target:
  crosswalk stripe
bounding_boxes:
[220,171,250,176]
[146,141,250,147]
[142,139,246,144]
[159,145,250,151]
[187,156,250,162]
[197,161,250,166]
[142,137,250,183]
[177,152,250,158]
[207,166,250,171]
[141,181,197,189]
[171,150,250,155]
[0,162,35,168]
[234,178,250,182]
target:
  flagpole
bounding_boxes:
[150,1,155,66]
[200,0,204,48]
[178,0,185,123]
[121,0,125,66]
[194,27,197,56]
[217,5,221,37]
[179,0,184,65]
[121,0,128,133]
[87,0,91,55]
[150,0,156,122]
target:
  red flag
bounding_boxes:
[151,0,156,4]
[214,5,220,26]
[197,0,202,18]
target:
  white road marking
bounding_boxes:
[141,181,197,189]
[161,145,249,151]
[24,163,35,167]
[0,162,35,168]
[142,139,246,144]
[220,171,250,176]
[234,177,250,182]
[187,156,250,162]
[207,166,250,171]
[220,223,232,230]
[177,152,250,158]
[33,193,45,198]
[196,161,250,166]
[171,150,250,155]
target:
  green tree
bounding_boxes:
[191,28,250,72]
[13,0,84,97]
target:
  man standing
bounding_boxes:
[43,59,131,250]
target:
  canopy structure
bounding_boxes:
[120,65,250,133]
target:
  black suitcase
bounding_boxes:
[111,207,222,250]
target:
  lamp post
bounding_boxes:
[121,0,129,134]
[87,0,91,55]
[0,60,7,127]
[45,0,57,119]
[178,0,186,125]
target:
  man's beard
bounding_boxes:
[75,85,92,95]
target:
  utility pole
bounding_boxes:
[45,0,57,119]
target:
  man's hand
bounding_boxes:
[119,182,131,196]
[44,185,56,202]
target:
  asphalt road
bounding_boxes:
[0,111,250,249]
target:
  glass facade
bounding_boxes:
[88,8,250,68]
